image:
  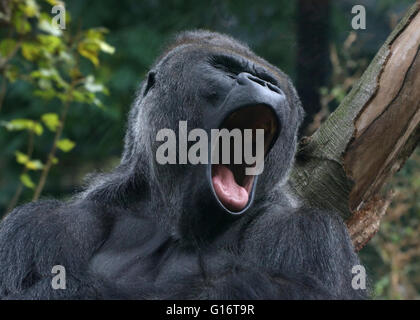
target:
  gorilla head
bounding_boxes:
[84,30,304,241]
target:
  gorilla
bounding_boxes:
[0,30,366,299]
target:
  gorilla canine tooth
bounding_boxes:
[156,120,265,175]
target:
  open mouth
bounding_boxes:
[211,104,279,213]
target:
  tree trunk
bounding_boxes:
[289,3,420,251]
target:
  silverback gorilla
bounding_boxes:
[0,31,366,299]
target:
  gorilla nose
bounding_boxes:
[206,71,288,132]
[237,72,283,95]
[233,72,286,114]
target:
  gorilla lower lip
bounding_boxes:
[212,164,251,211]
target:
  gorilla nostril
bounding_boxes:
[238,73,282,95]
[237,72,266,86]
[267,82,282,94]
[247,74,266,87]
[236,72,250,85]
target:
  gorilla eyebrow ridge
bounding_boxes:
[209,54,279,87]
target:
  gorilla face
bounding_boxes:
[117,31,303,236]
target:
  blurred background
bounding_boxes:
[0,0,418,299]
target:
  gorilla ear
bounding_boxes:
[143,71,156,96]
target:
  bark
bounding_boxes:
[289,3,420,251]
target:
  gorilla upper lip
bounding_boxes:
[211,104,279,213]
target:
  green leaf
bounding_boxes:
[38,18,62,36]
[38,78,52,90]
[15,152,43,170]
[5,65,19,83]
[3,119,43,135]
[77,28,113,67]
[57,139,75,152]
[37,35,62,52]
[71,90,88,103]
[30,68,54,78]
[98,41,115,54]
[59,51,74,65]
[21,42,40,61]
[20,174,35,189]
[34,89,57,100]
[85,75,106,93]
[22,0,40,18]
[41,113,60,132]
[12,11,32,34]
[26,159,44,170]
[15,151,29,165]
[92,97,104,108]
[0,39,17,57]
[78,41,99,66]
[31,68,68,90]
[33,122,43,135]
[45,0,60,5]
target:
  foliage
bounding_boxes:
[0,0,114,210]
[362,150,420,299]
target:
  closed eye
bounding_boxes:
[209,55,279,87]
[209,55,244,76]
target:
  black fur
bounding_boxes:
[0,30,366,299]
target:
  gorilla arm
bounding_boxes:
[0,200,109,299]
[194,206,367,299]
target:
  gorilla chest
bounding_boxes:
[88,216,202,298]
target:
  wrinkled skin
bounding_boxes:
[0,31,367,299]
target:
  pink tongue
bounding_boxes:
[212,165,249,212]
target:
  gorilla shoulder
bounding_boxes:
[0,199,110,299]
